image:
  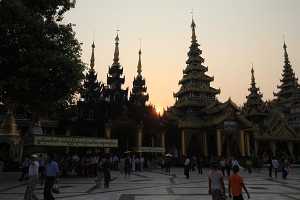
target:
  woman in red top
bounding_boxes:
[228,165,250,200]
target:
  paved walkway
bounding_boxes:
[1,168,300,200]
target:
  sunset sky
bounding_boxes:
[64,0,300,111]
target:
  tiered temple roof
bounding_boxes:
[173,19,220,111]
[130,48,149,106]
[274,42,299,109]
[81,42,103,103]
[243,67,266,117]
[105,34,128,103]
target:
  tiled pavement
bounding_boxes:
[0,168,300,200]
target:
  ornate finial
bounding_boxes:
[251,63,255,85]
[190,9,194,21]
[137,40,142,75]
[115,28,120,42]
[190,12,196,42]
[283,39,290,65]
[113,29,120,64]
[90,41,95,69]
[283,34,286,48]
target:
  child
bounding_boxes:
[228,165,250,200]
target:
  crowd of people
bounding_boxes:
[17,152,294,200]
[19,152,154,200]
[21,154,59,200]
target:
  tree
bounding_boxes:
[0,0,84,119]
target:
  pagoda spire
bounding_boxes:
[137,48,142,76]
[90,41,95,69]
[283,41,290,66]
[113,32,120,64]
[130,47,149,106]
[173,18,220,111]
[105,31,128,103]
[191,18,197,43]
[274,41,298,105]
[81,41,103,103]
[243,66,266,120]
[250,66,256,88]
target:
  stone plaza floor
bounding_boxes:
[1,168,300,200]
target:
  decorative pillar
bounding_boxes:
[254,140,259,156]
[245,133,251,156]
[161,131,165,149]
[65,128,71,154]
[270,141,276,157]
[240,130,245,157]
[203,132,208,157]
[288,142,294,158]
[217,129,222,157]
[105,122,112,153]
[181,130,186,156]
[137,123,143,148]
[151,136,155,148]
[137,123,143,156]
[51,128,55,136]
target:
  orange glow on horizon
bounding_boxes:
[155,105,164,115]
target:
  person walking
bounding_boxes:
[272,158,279,178]
[228,165,250,200]
[220,158,226,176]
[44,154,59,200]
[282,159,290,179]
[24,154,39,200]
[38,154,45,186]
[102,155,111,188]
[225,158,231,176]
[95,157,103,188]
[140,156,145,172]
[124,155,131,177]
[184,156,191,179]
[197,156,203,175]
[19,157,30,181]
[165,156,171,175]
[119,156,125,175]
[268,158,273,178]
[245,157,252,174]
[232,158,241,168]
[131,155,136,172]
[208,162,225,200]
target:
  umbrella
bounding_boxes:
[165,153,172,157]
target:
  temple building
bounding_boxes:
[129,48,149,107]
[165,19,253,158]
[1,20,300,166]
[104,33,128,105]
[242,43,300,159]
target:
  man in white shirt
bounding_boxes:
[24,154,39,200]
[272,158,280,178]
[140,156,144,172]
[184,156,191,179]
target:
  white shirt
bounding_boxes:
[272,159,279,169]
[232,160,240,167]
[184,158,190,166]
[28,161,39,177]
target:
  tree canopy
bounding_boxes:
[0,0,84,116]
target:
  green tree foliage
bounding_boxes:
[0,0,84,115]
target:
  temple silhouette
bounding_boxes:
[0,18,300,164]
